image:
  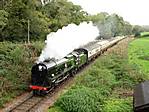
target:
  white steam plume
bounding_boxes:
[38,22,99,62]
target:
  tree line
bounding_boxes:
[0,0,148,42]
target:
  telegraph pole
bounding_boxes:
[2,0,4,9]
[28,20,30,44]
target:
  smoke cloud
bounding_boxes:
[38,22,99,62]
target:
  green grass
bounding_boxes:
[0,41,44,108]
[128,37,149,77]
[49,106,65,112]
[103,98,132,112]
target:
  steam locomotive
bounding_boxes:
[30,36,125,95]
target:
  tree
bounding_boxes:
[2,0,50,41]
[88,12,109,24]
[132,25,143,34]
[1,0,89,41]
[30,11,51,40]
[0,10,8,41]
[42,0,87,31]
[0,10,8,30]
[2,0,30,41]
[94,13,133,39]
[0,0,12,10]
[123,22,132,35]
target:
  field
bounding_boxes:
[0,42,44,108]
[49,37,146,112]
[128,37,149,77]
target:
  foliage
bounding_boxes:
[87,12,108,24]
[95,13,133,39]
[1,0,50,41]
[1,0,88,41]
[0,0,11,10]
[0,41,44,107]
[133,27,149,37]
[0,10,8,41]
[103,98,132,112]
[1,0,149,41]
[42,0,87,32]
[29,10,51,40]
[55,86,103,112]
[90,13,149,39]
[76,66,116,94]
[49,106,65,112]
[132,25,144,36]
[0,10,8,30]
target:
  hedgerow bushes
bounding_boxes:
[0,41,44,107]
[49,53,145,112]
[55,86,103,112]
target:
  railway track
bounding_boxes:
[6,94,42,112]
[3,76,74,112]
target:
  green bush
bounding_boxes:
[31,41,45,56]
[103,98,132,112]
[55,86,104,112]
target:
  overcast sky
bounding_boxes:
[68,0,149,25]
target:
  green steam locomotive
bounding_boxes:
[30,36,125,95]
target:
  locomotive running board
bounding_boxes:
[55,74,70,84]
[133,81,149,112]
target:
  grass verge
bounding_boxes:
[128,37,149,76]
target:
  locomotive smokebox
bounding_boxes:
[134,81,149,112]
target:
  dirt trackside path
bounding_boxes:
[105,36,134,57]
